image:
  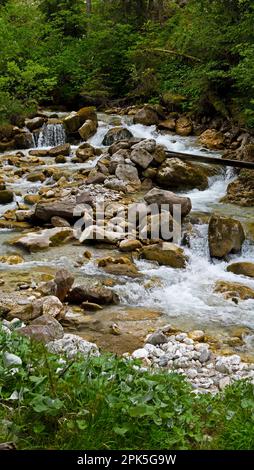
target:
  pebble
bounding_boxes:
[131,329,254,394]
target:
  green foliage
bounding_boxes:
[0,327,254,450]
[0,0,253,125]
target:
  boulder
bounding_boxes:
[119,239,142,252]
[64,107,97,134]
[130,148,154,169]
[0,190,14,205]
[115,163,141,187]
[97,256,140,278]
[79,225,125,244]
[102,127,133,146]
[144,188,192,218]
[67,284,118,305]
[227,262,254,278]
[175,116,193,136]
[25,117,45,131]
[131,139,156,154]
[18,315,64,344]
[55,155,66,164]
[14,131,33,149]
[138,212,179,241]
[48,143,70,157]
[76,145,94,161]
[54,269,75,302]
[156,158,208,190]
[208,214,245,258]
[214,281,254,301]
[79,119,97,140]
[35,199,77,222]
[221,170,254,207]
[198,129,225,150]
[51,216,70,227]
[41,296,64,318]
[140,242,188,268]
[14,227,73,252]
[158,119,176,132]
[133,107,159,126]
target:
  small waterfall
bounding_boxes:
[37,123,66,148]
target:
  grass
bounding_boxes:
[0,328,254,450]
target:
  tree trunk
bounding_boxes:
[86,0,92,15]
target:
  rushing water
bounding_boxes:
[1,112,254,343]
[37,123,66,147]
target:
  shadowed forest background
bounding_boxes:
[0,0,253,127]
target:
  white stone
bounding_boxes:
[3,352,22,368]
[132,348,149,360]
[47,334,99,359]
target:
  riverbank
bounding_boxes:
[0,326,254,450]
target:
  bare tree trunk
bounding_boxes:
[86,0,92,15]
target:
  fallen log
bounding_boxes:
[165,150,254,170]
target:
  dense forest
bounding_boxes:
[0,0,254,127]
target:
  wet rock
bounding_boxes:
[51,216,70,228]
[67,284,118,305]
[214,280,254,301]
[25,117,45,131]
[27,172,45,182]
[14,131,33,149]
[152,145,167,165]
[130,148,154,169]
[188,330,205,342]
[85,171,106,185]
[14,227,73,252]
[208,214,245,258]
[144,188,192,218]
[64,107,97,134]
[48,143,70,157]
[79,225,125,244]
[133,107,159,126]
[139,211,177,241]
[18,315,64,344]
[198,129,225,150]
[98,256,140,278]
[0,255,24,265]
[24,194,40,205]
[35,199,76,222]
[140,242,188,268]
[222,170,254,207]
[131,139,156,154]
[0,190,14,204]
[158,119,176,132]
[55,155,67,164]
[115,163,141,187]
[175,116,193,136]
[47,333,99,358]
[227,262,254,278]
[156,158,208,190]
[119,239,142,252]
[76,145,95,161]
[102,127,133,146]
[54,269,74,302]
[79,119,97,141]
